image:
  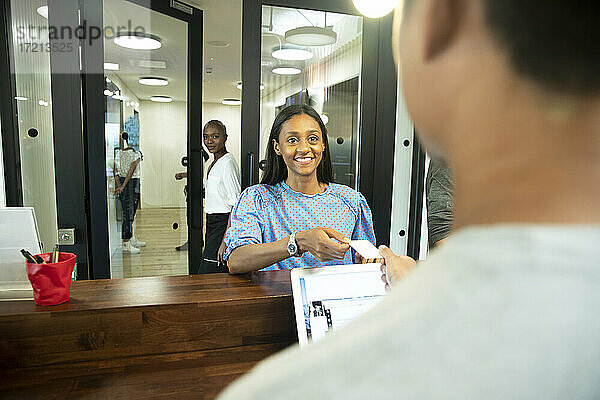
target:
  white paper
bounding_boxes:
[349,240,382,259]
[291,264,386,346]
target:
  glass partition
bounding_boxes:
[260,6,363,188]
[9,0,58,254]
[103,0,189,278]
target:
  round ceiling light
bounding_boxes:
[222,99,241,106]
[151,96,173,103]
[37,6,48,19]
[104,62,120,71]
[114,32,162,50]
[320,114,329,125]
[272,66,302,75]
[236,82,265,90]
[285,27,337,46]
[272,47,313,61]
[352,0,400,18]
[139,77,169,86]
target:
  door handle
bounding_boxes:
[248,152,255,186]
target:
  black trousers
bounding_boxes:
[198,212,230,274]
[119,177,139,240]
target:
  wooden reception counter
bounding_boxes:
[0,271,297,399]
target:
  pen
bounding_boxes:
[52,244,59,263]
[34,255,46,264]
[20,249,37,264]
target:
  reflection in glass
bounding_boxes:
[10,0,58,253]
[103,0,188,278]
[260,6,363,189]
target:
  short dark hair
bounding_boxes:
[402,0,598,94]
[121,131,128,141]
[260,104,334,185]
[203,120,227,136]
[483,1,598,94]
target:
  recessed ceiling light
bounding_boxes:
[104,89,113,97]
[272,47,313,61]
[222,99,241,106]
[206,40,230,48]
[320,114,329,125]
[114,32,162,50]
[38,100,49,106]
[36,6,48,19]
[272,66,302,75]
[352,0,399,18]
[15,96,28,101]
[151,96,173,103]
[139,77,169,86]
[104,62,119,71]
[285,27,337,46]
[236,82,264,90]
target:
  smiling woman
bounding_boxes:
[223,104,376,273]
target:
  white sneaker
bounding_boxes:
[131,237,146,247]
[123,241,141,254]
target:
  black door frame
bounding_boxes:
[241,0,397,245]
[0,0,203,279]
[80,0,204,277]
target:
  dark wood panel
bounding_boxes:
[0,271,297,399]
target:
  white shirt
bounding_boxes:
[218,225,600,400]
[118,149,141,178]
[205,153,241,214]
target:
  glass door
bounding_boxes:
[241,0,399,245]
[101,0,201,278]
[258,6,363,189]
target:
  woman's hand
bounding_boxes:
[354,252,384,264]
[378,245,416,289]
[217,241,227,265]
[296,227,350,262]
[115,185,124,195]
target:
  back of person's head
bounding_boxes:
[260,104,334,185]
[121,131,129,142]
[482,0,598,95]
[203,120,227,136]
[397,0,598,159]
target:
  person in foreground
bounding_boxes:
[223,104,376,273]
[218,0,600,398]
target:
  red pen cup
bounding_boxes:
[26,252,77,306]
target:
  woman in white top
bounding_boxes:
[114,132,146,253]
[199,120,241,273]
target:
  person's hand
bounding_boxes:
[354,252,383,265]
[296,228,350,262]
[218,241,227,265]
[378,245,416,289]
[114,185,124,195]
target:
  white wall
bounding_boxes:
[139,101,241,208]
[139,100,188,208]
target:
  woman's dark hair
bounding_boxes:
[121,131,128,141]
[203,120,227,136]
[261,104,334,185]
